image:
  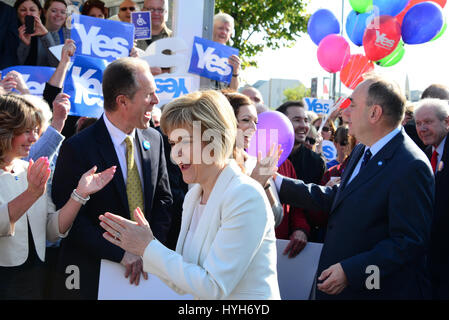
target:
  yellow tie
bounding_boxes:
[125,136,144,220]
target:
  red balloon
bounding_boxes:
[396,0,447,25]
[340,54,375,89]
[363,15,401,61]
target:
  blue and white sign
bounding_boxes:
[132,11,151,40]
[188,36,239,84]
[154,75,195,108]
[303,98,334,116]
[64,55,107,118]
[1,66,55,96]
[322,140,337,163]
[71,14,134,62]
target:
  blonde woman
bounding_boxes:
[99,90,280,299]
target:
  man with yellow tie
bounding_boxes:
[51,57,173,300]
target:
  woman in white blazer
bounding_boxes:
[0,94,115,299]
[99,90,280,299]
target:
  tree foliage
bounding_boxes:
[283,84,311,102]
[215,0,310,68]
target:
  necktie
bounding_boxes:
[431,149,438,173]
[125,136,144,220]
[360,148,372,170]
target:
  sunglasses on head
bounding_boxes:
[306,137,316,145]
[120,6,136,11]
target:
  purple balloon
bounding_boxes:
[247,111,295,166]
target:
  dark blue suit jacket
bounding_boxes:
[280,129,434,299]
[426,135,449,299]
[51,116,172,299]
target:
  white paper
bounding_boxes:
[276,240,323,300]
[49,44,64,61]
[98,259,193,300]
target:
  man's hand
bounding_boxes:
[317,263,348,295]
[283,229,308,258]
[120,251,148,286]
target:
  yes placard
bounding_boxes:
[71,14,134,62]
[1,65,55,96]
[188,36,238,84]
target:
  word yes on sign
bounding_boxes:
[71,14,134,62]
[188,36,239,84]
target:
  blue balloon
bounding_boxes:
[402,2,444,44]
[308,9,340,46]
[346,10,373,46]
[373,0,410,17]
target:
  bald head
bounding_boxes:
[241,87,264,105]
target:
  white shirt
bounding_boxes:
[274,126,402,191]
[183,202,206,256]
[103,114,144,188]
[347,126,402,184]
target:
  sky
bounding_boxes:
[240,0,449,97]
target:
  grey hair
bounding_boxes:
[415,98,449,121]
[213,12,234,29]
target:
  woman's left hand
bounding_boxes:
[75,165,116,198]
[99,207,154,257]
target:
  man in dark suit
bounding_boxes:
[276,74,434,299]
[51,57,172,299]
[415,98,449,299]
[276,101,326,243]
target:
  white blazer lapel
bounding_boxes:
[175,184,202,254]
[186,161,239,265]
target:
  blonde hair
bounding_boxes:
[21,94,52,134]
[0,94,44,165]
[160,90,237,164]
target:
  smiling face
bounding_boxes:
[415,105,449,147]
[88,6,105,19]
[10,128,39,159]
[213,20,233,45]
[17,0,41,25]
[118,0,136,23]
[236,104,258,150]
[144,0,166,30]
[121,66,159,133]
[45,1,67,31]
[285,106,309,145]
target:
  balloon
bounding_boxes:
[340,54,375,89]
[375,40,405,66]
[349,0,373,13]
[372,0,410,17]
[363,15,401,61]
[346,10,374,46]
[317,34,351,73]
[247,111,294,167]
[396,0,446,25]
[401,2,443,44]
[307,9,340,46]
[431,21,447,41]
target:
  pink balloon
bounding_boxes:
[317,34,351,73]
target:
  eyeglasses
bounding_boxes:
[306,137,316,145]
[143,7,165,13]
[120,7,136,11]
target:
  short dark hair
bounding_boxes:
[276,100,304,115]
[81,0,108,17]
[102,58,142,112]
[43,0,67,11]
[14,0,45,22]
[421,84,449,100]
[364,74,406,127]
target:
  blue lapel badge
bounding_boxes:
[143,140,151,150]
[377,161,383,166]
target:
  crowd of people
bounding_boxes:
[1,0,449,301]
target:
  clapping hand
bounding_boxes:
[75,165,116,198]
[250,144,282,187]
[26,157,51,198]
